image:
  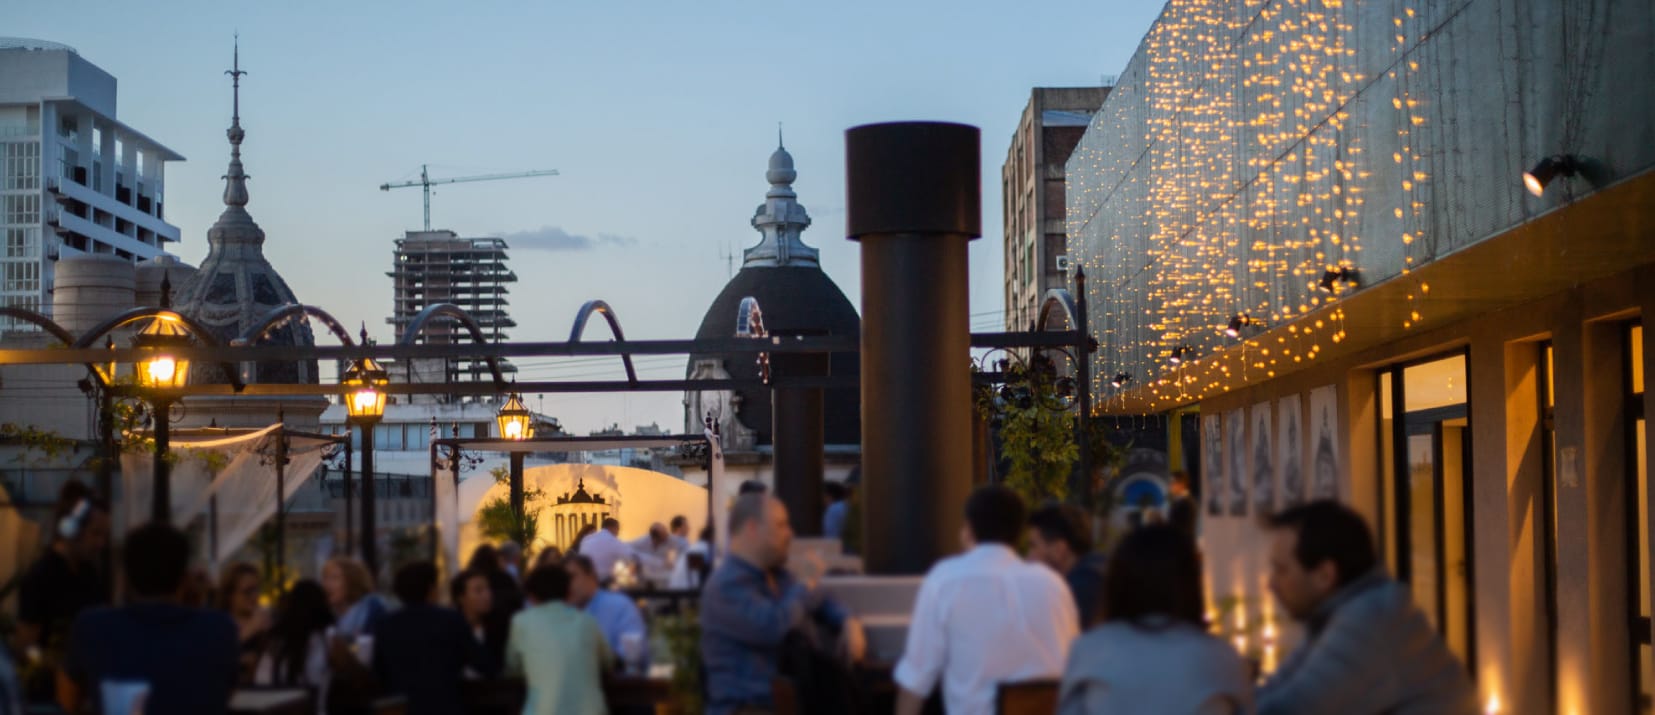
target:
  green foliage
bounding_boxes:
[476,496,541,551]
[974,362,1079,505]
[0,422,81,465]
[657,610,703,714]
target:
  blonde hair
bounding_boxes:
[325,556,374,604]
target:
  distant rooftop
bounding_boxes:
[0,38,78,54]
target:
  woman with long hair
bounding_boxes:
[448,569,506,676]
[255,580,334,699]
[1058,524,1253,714]
[321,557,384,638]
[217,562,270,682]
[467,544,523,618]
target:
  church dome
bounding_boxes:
[687,139,860,447]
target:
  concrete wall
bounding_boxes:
[1198,261,1654,714]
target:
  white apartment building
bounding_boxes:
[0,39,183,329]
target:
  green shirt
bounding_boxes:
[505,601,612,715]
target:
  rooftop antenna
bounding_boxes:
[719,242,736,278]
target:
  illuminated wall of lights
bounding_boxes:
[1068,0,1652,410]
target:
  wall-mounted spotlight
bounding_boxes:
[1110,372,1132,388]
[1169,346,1190,365]
[1225,313,1263,338]
[1318,266,1360,293]
[1523,155,1579,197]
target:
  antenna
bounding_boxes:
[719,243,736,278]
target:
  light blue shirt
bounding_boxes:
[584,589,646,658]
[823,500,848,539]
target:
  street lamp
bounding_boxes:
[132,312,192,522]
[496,392,533,525]
[341,353,388,575]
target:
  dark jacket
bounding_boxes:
[1066,553,1109,628]
[67,603,238,715]
[1258,570,1475,715]
[373,604,498,715]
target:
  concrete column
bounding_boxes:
[1551,297,1594,715]
[846,122,979,575]
[1583,318,1632,714]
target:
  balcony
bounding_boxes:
[46,175,180,245]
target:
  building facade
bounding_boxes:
[0,39,182,331]
[1068,0,1655,712]
[388,230,518,384]
[1002,87,1107,333]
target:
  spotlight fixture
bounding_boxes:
[1110,372,1132,388]
[1523,155,1579,197]
[1169,346,1190,365]
[1225,313,1262,338]
[1318,266,1360,293]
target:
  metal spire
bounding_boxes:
[222,34,250,208]
[777,122,784,150]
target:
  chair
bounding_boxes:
[995,679,1060,715]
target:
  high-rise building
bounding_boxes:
[387,230,518,383]
[0,39,183,330]
[1001,87,1108,334]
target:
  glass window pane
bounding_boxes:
[1405,354,1468,412]
[1380,372,1397,573]
[1443,426,1470,664]
[1409,432,1439,629]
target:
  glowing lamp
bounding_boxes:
[1523,155,1577,197]
[496,392,534,441]
[341,356,389,422]
[132,315,192,390]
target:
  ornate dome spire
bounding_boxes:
[745,129,818,267]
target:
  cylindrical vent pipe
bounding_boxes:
[845,121,979,575]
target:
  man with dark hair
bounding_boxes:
[577,516,630,583]
[895,485,1078,715]
[822,481,851,540]
[64,522,238,714]
[700,494,864,715]
[669,514,691,552]
[374,561,496,715]
[507,566,610,715]
[565,555,646,659]
[1259,500,1474,715]
[738,479,768,495]
[1025,502,1108,626]
[16,487,109,667]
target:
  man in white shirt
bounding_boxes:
[894,485,1080,715]
[577,518,631,584]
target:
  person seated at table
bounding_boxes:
[468,544,525,620]
[499,541,525,581]
[1058,524,1252,715]
[566,555,646,665]
[627,523,678,584]
[323,556,386,640]
[668,515,692,554]
[1026,502,1109,628]
[506,566,611,715]
[700,494,865,715]
[668,523,716,590]
[533,545,564,572]
[15,484,109,689]
[579,518,631,584]
[217,562,271,682]
[254,580,334,701]
[375,561,497,715]
[64,522,239,714]
[450,568,508,675]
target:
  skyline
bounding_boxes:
[8,0,1169,434]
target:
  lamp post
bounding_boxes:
[133,312,192,523]
[342,353,388,575]
[496,391,534,524]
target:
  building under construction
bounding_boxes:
[387,229,518,385]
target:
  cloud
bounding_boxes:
[503,226,638,251]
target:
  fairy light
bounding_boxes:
[1070,0,1428,412]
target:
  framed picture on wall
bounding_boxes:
[1226,408,1247,516]
[1309,385,1341,500]
[1277,395,1305,508]
[1203,414,1223,516]
[1251,402,1274,514]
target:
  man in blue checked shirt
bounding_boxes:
[699,494,866,715]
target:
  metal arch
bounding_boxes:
[233,304,357,347]
[0,306,105,388]
[1036,289,1080,332]
[398,303,507,388]
[567,300,639,385]
[71,306,246,392]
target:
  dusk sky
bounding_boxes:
[10,0,1168,434]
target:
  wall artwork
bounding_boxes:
[1250,402,1274,514]
[1308,385,1341,500]
[1277,395,1305,508]
[1225,408,1247,516]
[1203,414,1223,515]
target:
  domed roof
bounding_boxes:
[173,44,317,385]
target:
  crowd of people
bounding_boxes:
[2,474,1480,715]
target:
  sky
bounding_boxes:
[9,0,1168,434]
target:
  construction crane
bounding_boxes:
[380,164,560,231]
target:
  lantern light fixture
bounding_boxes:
[1523,155,1578,197]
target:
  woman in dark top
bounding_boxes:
[217,562,270,683]
[254,581,334,695]
[449,568,508,671]
[467,544,524,620]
